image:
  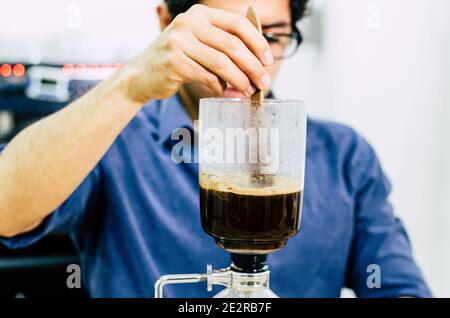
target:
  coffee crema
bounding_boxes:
[200,173,303,254]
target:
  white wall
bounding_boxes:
[0,0,158,63]
[274,0,450,296]
[1,0,449,296]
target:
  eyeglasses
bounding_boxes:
[263,26,303,60]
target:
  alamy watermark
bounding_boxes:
[366,3,382,30]
[66,3,82,29]
[366,264,381,289]
[171,120,281,174]
[66,264,81,289]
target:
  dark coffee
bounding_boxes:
[200,174,303,254]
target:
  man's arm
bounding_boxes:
[0,71,141,237]
[344,133,431,297]
[0,4,273,237]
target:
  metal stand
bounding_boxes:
[154,254,278,298]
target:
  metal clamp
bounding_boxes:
[154,265,231,298]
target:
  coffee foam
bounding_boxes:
[200,172,302,196]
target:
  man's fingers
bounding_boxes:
[189,5,273,66]
[182,34,256,96]
[193,23,270,90]
[178,53,226,96]
[168,4,272,94]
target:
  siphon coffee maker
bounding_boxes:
[155,98,307,298]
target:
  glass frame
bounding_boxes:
[263,26,303,60]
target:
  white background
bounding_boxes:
[1,0,449,297]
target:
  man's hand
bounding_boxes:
[125,4,274,103]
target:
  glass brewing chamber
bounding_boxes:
[199,98,307,255]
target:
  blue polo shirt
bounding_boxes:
[0,94,431,298]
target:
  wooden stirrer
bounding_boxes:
[246,6,264,103]
[246,6,273,187]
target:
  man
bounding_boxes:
[0,0,431,297]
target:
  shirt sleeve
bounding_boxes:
[0,143,101,249]
[344,136,432,298]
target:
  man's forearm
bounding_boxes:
[0,69,142,237]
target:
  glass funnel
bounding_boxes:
[198,98,307,255]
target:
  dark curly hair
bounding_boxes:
[164,0,309,28]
